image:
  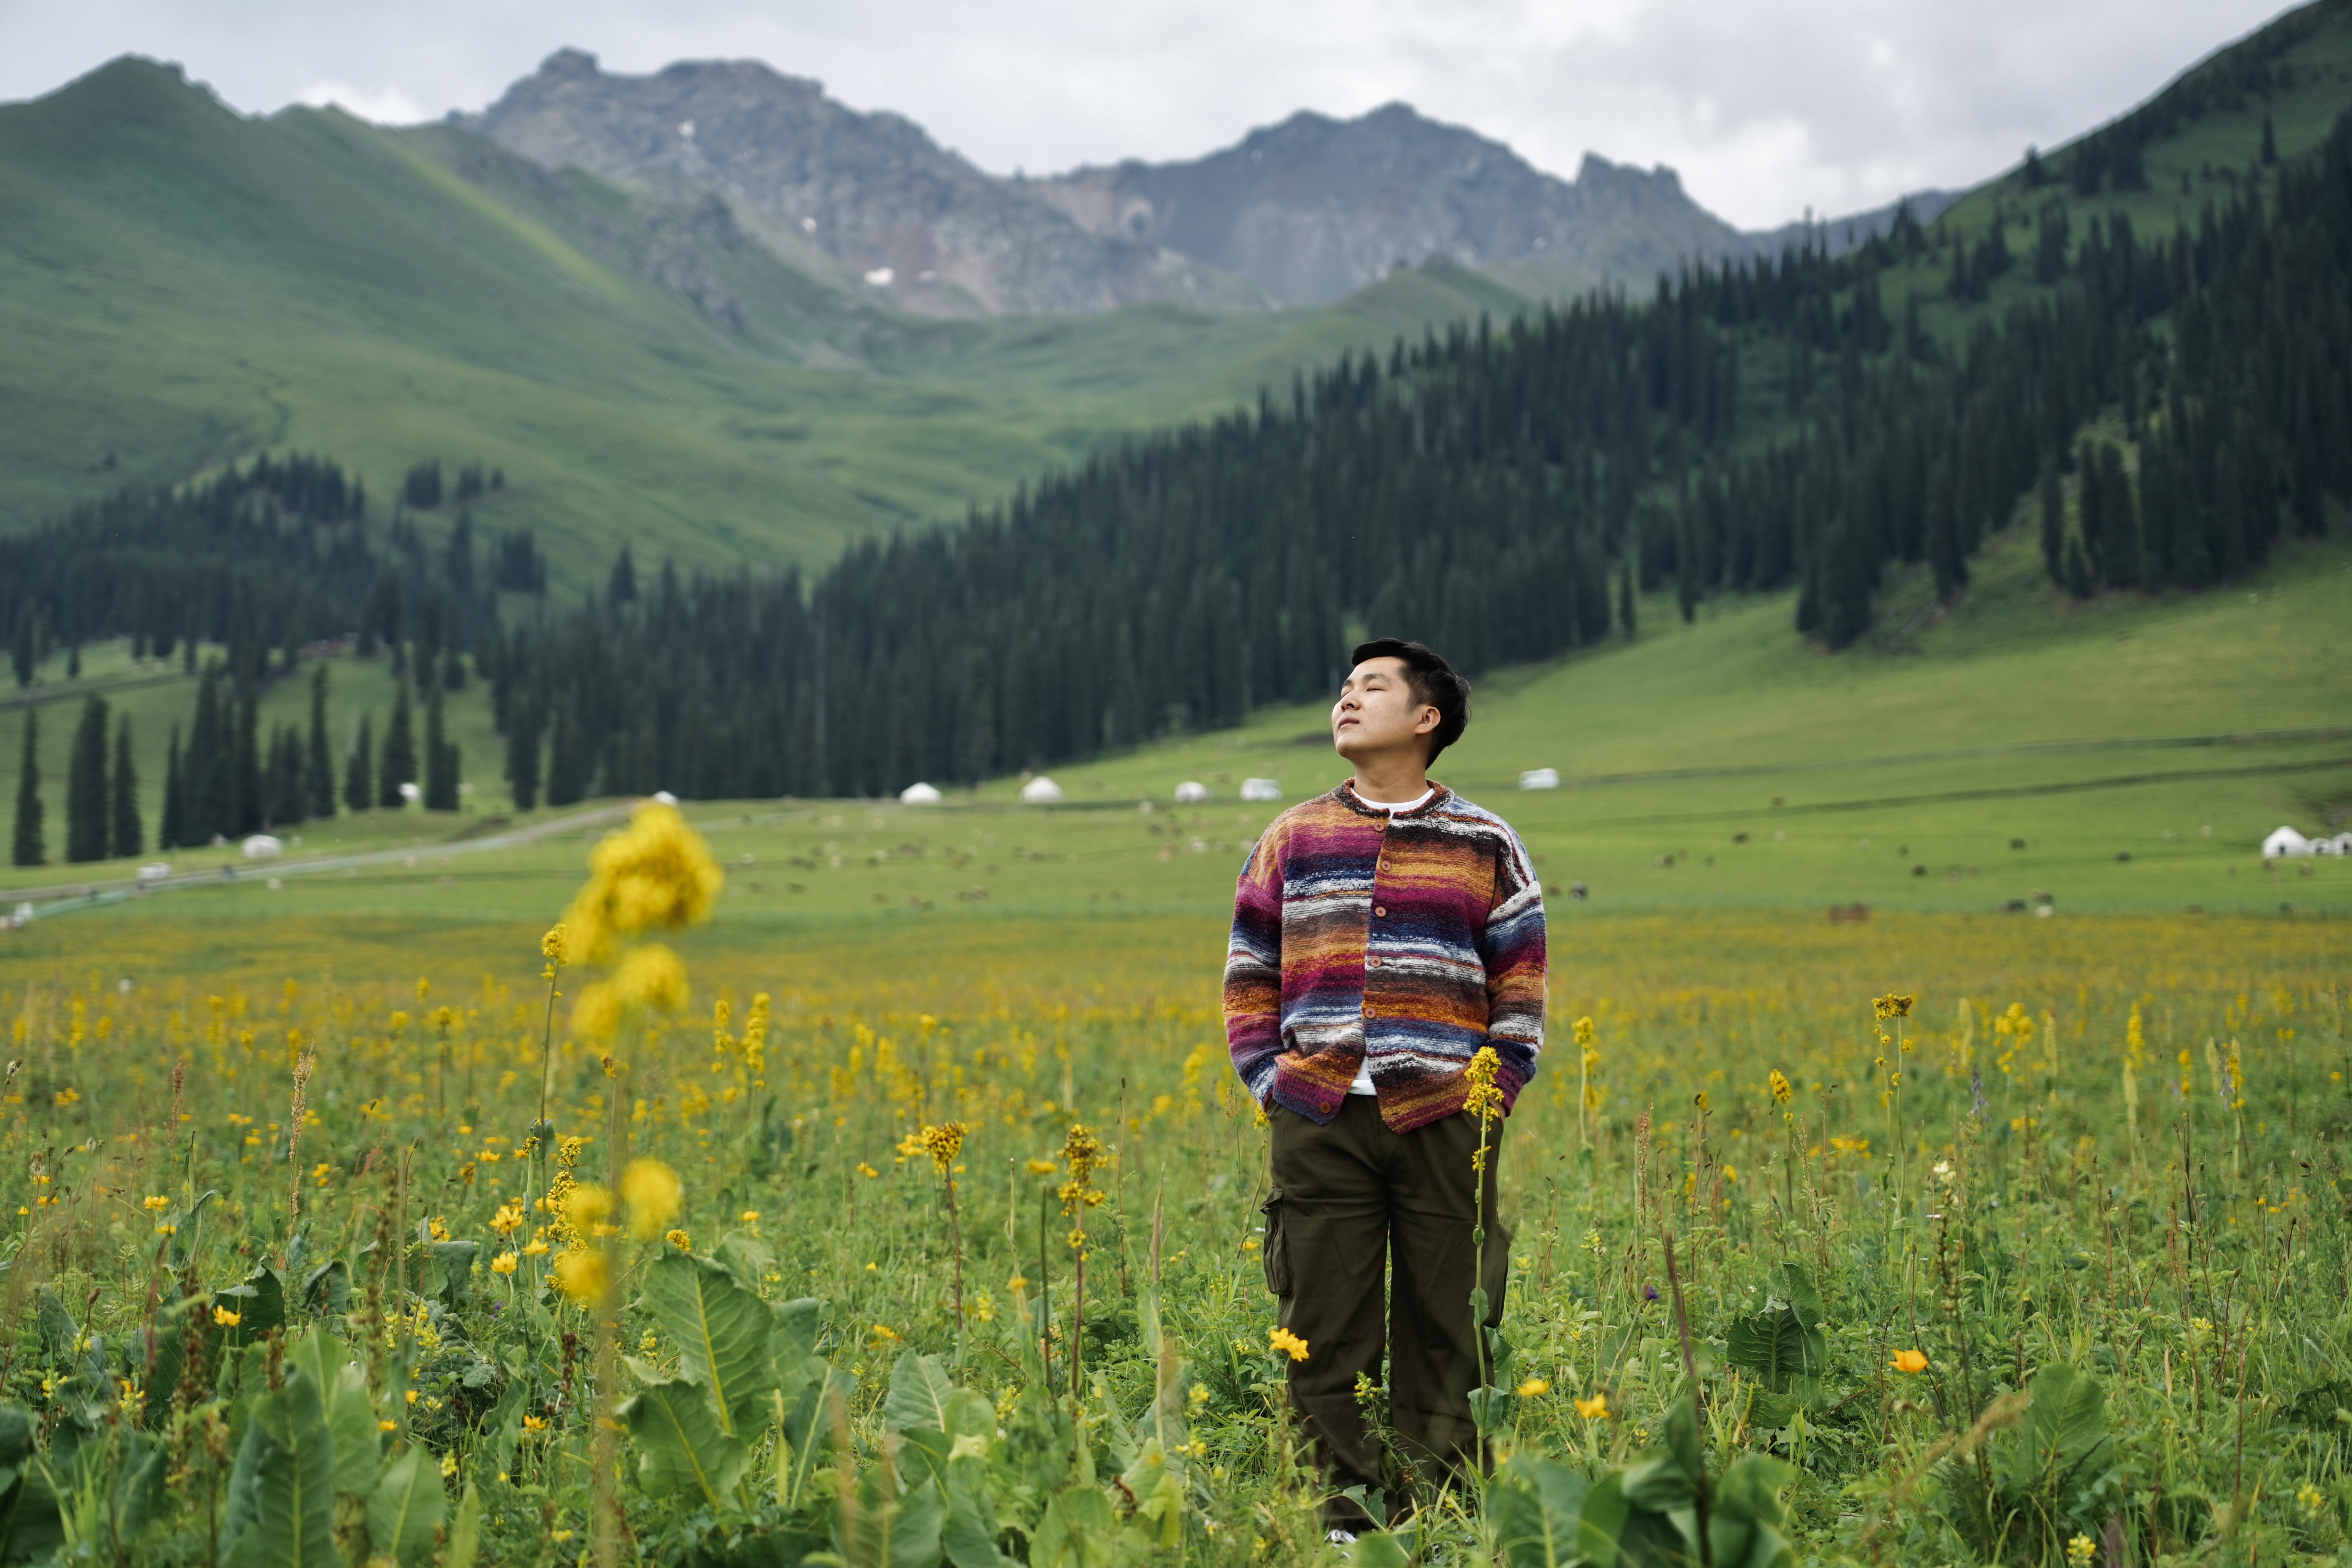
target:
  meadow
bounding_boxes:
[0,795,2343,1568]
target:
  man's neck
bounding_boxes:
[1350,758,1431,805]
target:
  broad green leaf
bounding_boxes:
[1492,1454,1590,1568]
[33,1287,76,1363]
[2000,1362,2111,1501]
[714,1232,775,1286]
[942,1456,1009,1568]
[137,1319,184,1430]
[426,1241,480,1310]
[643,1253,776,1436]
[215,1266,287,1347]
[1030,1486,1116,1568]
[110,1431,168,1544]
[444,1481,483,1568]
[285,1325,382,1495]
[300,1260,350,1316]
[1724,1305,1826,1393]
[366,1446,447,1567]
[1774,1262,1825,1327]
[0,1462,63,1566]
[621,1372,749,1506]
[1708,1455,1796,1568]
[224,1372,337,1568]
[942,1388,994,1447]
[886,1352,958,1435]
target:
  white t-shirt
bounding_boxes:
[1351,785,1433,1092]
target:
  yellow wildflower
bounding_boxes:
[614,943,690,1014]
[491,1252,519,1275]
[1575,1392,1611,1420]
[1517,1378,1551,1398]
[1890,1349,1930,1374]
[560,802,725,963]
[552,1248,611,1306]
[619,1157,682,1240]
[1269,1326,1310,1362]
[212,1307,240,1328]
[666,1228,692,1253]
[1768,1069,1792,1105]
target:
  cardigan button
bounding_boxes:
[1367,956,1383,967]
[1374,904,1387,917]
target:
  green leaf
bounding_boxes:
[223,1371,337,1568]
[1708,1455,1796,1568]
[33,1286,77,1363]
[621,1371,749,1507]
[426,1240,480,1310]
[1029,1485,1116,1568]
[300,1259,350,1316]
[1350,1531,1413,1568]
[1999,1362,2111,1503]
[366,1446,447,1567]
[642,1252,776,1436]
[1491,1455,1591,1568]
[1774,1262,1825,1327]
[0,1460,63,1566]
[1723,1306,1826,1393]
[885,1352,958,1435]
[215,1266,287,1347]
[942,1456,1010,1568]
[285,1324,382,1496]
[443,1481,483,1568]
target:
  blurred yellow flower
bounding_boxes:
[571,982,621,1041]
[1517,1378,1551,1398]
[1890,1349,1930,1374]
[561,802,725,963]
[620,1158,683,1240]
[212,1307,239,1328]
[1575,1392,1610,1420]
[1269,1326,1309,1362]
[615,944,690,1014]
[552,1248,611,1306]
[562,1183,615,1231]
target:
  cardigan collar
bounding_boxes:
[1334,779,1450,819]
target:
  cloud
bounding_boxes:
[0,0,2300,229]
[295,80,430,126]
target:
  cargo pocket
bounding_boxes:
[1479,1218,1513,1327]
[1260,1190,1293,1297]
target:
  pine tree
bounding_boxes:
[11,708,43,867]
[2099,445,2142,588]
[65,694,109,863]
[9,604,33,689]
[423,683,459,810]
[546,705,586,807]
[506,699,543,812]
[2038,457,2066,584]
[233,687,262,835]
[2062,534,2092,599]
[304,663,336,819]
[186,667,226,845]
[110,714,140,860]
[344,715,374,813]
[159,726,184,851]
[380,679,417,807]
[609,547,638,605]
[2261,115,2278,166]
[1616,564,1638,640]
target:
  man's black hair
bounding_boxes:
[1349,639,1472,761]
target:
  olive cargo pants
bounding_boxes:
[1263,1096,1508,1530]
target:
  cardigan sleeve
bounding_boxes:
[1478,824,1547,1105]
[1222,828,1286,1101]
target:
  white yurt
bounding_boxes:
[1174,781,1211,803]
[1019,776,1065,804]
[1519,768,1561,790]
[2262,826,2312,859]
[1239,778,1282,802]
[241,835,284,859]
[899,782,944,804]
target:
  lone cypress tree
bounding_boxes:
[65,694,109,863]
[380,680,416,807]
[304,663,336,819]
[345,715,374,813]
[111,714,141,860]
[423,683,459,810]
[11,708,42,867]
[159,725,184,850]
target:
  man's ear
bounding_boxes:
[1413,705,1441,737]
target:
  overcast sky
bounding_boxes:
[0,0,2297,229]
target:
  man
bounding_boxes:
[1223,638,1546,1537]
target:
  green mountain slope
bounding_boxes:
[0,59,1530,583]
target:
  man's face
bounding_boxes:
[1332,657,1439,764]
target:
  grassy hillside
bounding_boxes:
[0,59,1530,586]
[6,513,2344,957]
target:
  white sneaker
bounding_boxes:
[1327,1529,1358,1545]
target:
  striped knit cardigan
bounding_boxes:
[1223,781,1546,1131]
